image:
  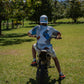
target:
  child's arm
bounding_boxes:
[28,32,36,37]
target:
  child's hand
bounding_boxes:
[28,32,36,37]
[57,34,62,39]
[32,35,36,37]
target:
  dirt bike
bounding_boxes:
[36,50,51,84]
[36,37,62,84]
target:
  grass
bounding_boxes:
[0,22,84,84]
[56,17,84,22]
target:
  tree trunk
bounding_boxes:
[54,0,57,8]
[22,19,24,27]
[73,18,77,23]
[3,21,5,29]
[6,19,9,30]
[0,20,2,35]
[12,20,14,29]
[16,20,18,28]
[53,17,56,23]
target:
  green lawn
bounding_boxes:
[0,22,84,84]
[56,17,84,22]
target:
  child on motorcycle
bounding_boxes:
[28,15,65,80]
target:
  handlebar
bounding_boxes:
[28,35,62,39]
[51,36,62,39]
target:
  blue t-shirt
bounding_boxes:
[29,25,60,49]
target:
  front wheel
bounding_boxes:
[36,64,48,84]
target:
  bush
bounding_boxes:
[13,21,23,25]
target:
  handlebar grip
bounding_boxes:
[58,37,62,39]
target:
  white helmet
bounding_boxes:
[40,15,48,24]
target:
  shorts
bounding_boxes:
[33,43,56,58]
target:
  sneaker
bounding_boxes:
[31,61,37,66]
[59,74,65,80]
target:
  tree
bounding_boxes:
[24,0,33,21]
[5,1,11,29]
[0,0,15,33]
[28,0,42,23]
[40,0,53,21]
[28,0,53,23]
[13,0,25,28]
[9,0,26,28]
[52,0,66,23]
[0,1,3,35]
[67,0,81,23]
[0,0,8,35]
[81,0,84,17]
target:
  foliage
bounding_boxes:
[0,0,12,34]
[40,0,53,21]
[66,0,82,23]
[9,0,26,21]
[28,0,53,23]
[26,0,41,22]
[81,1,84,17]
[0,0,84,34]
[52,0,66,23]
[0,0,11,21]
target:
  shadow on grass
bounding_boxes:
[2,27,23,31]
[26,76,62,84]
[2,28,13,31]
[0,33,35,46]
[0,38,35,46]
[0,33,28,38]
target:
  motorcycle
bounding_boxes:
[36,50,51,84]
[36,37,62,84]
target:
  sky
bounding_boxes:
[58,0,65,1]
[53,0,65,2]
[58,0,64,1]
[58,0,84,1]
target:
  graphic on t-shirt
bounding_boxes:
[43,30,50,40]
